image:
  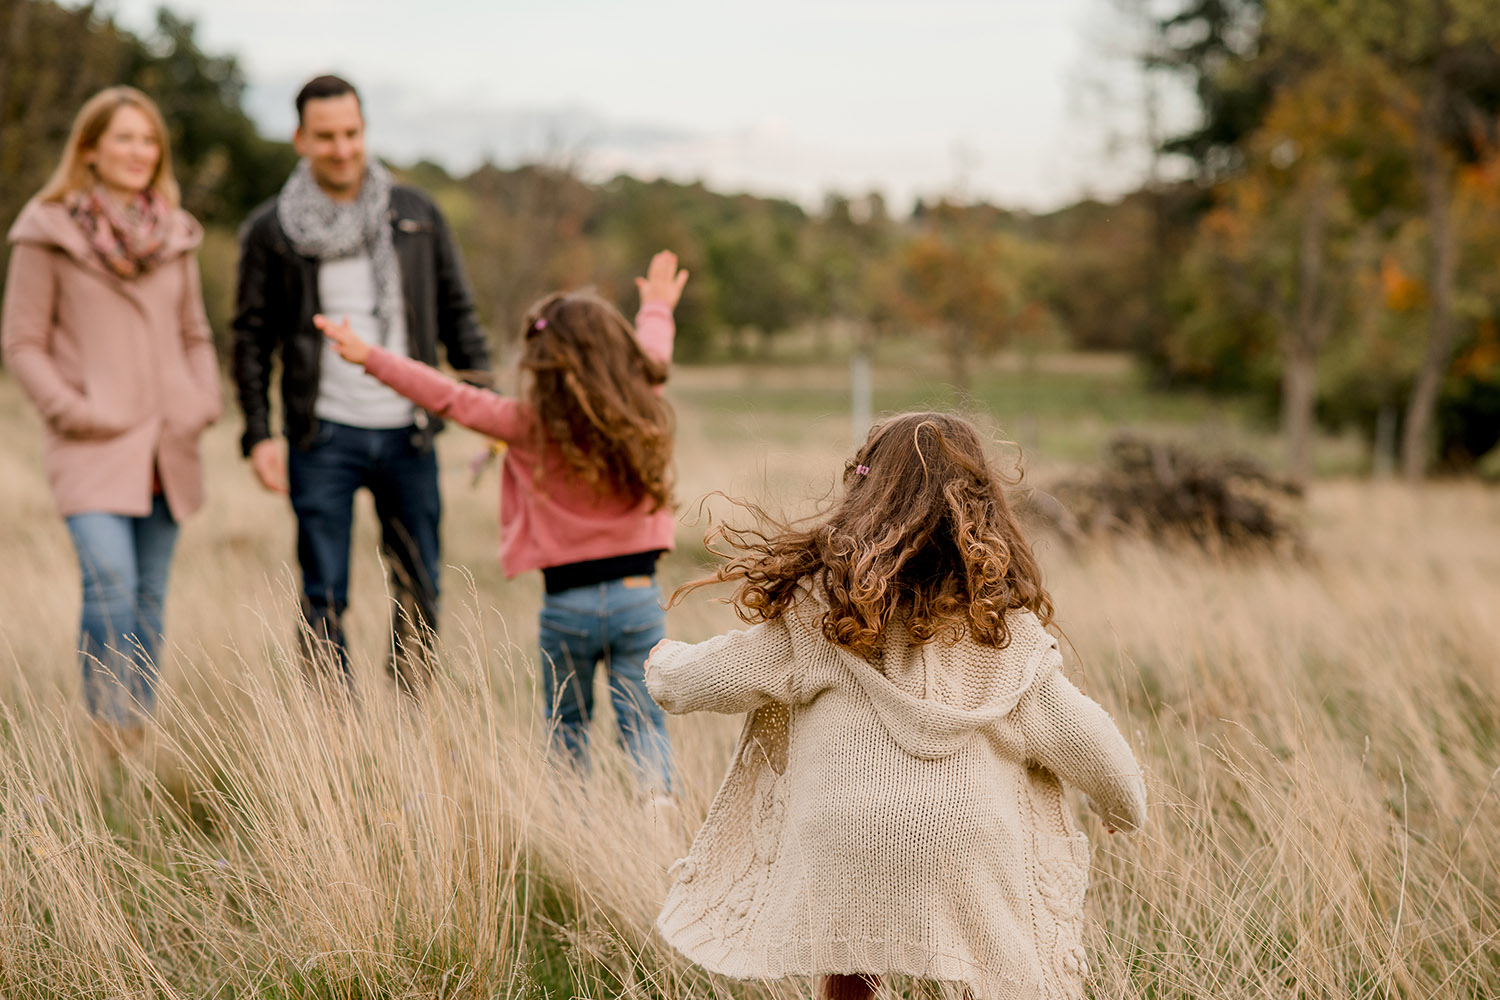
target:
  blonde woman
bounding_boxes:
[1,87,221,743]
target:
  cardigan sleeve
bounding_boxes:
[364,345,527,441]
[1016,662,1149,833]
[646,618,798,716]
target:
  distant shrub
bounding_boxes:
[1031,433,1304,552]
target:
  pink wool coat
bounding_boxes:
[2,199,222,520]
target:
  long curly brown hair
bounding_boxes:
[678,411,1053,658]
[520,291,674,511]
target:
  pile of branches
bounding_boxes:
[1030,433,1305,552]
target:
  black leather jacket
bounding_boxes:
[231,185,493,456]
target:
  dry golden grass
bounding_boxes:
[0,370,1497,998]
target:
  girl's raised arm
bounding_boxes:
[647,619,797,716]
[317,313,526,441]
[632,250,688,365]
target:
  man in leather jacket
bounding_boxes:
[232,74,492,692]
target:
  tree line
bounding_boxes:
[5,0,1500,478]
[1136,0,1500,480]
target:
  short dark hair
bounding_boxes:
[295,75,361,124]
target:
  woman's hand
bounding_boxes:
[314,313,370,365]
[635,250,690,310]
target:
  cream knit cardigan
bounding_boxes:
[646,596,1147,999]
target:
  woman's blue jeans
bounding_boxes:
[538,576,675,793]
[64,495,179,725]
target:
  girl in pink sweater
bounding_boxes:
[317,251,689,793]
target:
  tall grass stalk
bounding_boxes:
[1,372,1496,997]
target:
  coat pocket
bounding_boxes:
[1034,830,1091,993]
[51,394,131,440]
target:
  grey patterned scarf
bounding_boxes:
[277,158,400,346]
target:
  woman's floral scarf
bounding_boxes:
[65,186,171,279]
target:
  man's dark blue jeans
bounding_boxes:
[287,420,442,692]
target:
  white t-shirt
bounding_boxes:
[315,251,416,429]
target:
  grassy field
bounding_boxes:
[0,354,1496,999]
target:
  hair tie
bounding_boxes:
[855,464,870,476]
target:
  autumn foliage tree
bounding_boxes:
[0,1,293,347]
[1189,62,1420,483]
[1151,0,1500,478]
[889,203,1056,397]
[1265,0,1500,479]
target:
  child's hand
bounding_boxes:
[644,637,670,678]
[314,313,370,365]
[635,250,690,310]
[469,440,505,488]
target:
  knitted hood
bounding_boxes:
[796,599,1057,761]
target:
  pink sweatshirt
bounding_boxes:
[362,302,676,578]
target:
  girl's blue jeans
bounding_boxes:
[64,495,179,725]
[538,575,675,793]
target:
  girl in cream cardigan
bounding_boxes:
[646,411,1147,1000]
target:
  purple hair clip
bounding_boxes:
[533,317,548,331]
[855,464,870,476]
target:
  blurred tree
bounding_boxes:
[587,178,817,361]
[454,161,596,357]
[804,193,895,337]
[1150,0,1500,477]
[1267,0,1500,479]
[0,0,135,289]
[802,193,895,434]
[0,1,295,353]
[1434,139,1500,468]
[1218,61,1419,483]
[590,177,712,359]
[121,9,296,226]
[1149,0,1273,183]
[891,202,1057,396]
[702,196,810,358]
[446,170,818,364]
[1164,215,1280,395]
[1084,1,1273,381]
[1031,193,1161,352]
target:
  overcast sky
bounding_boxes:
[106,0,1180,212]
